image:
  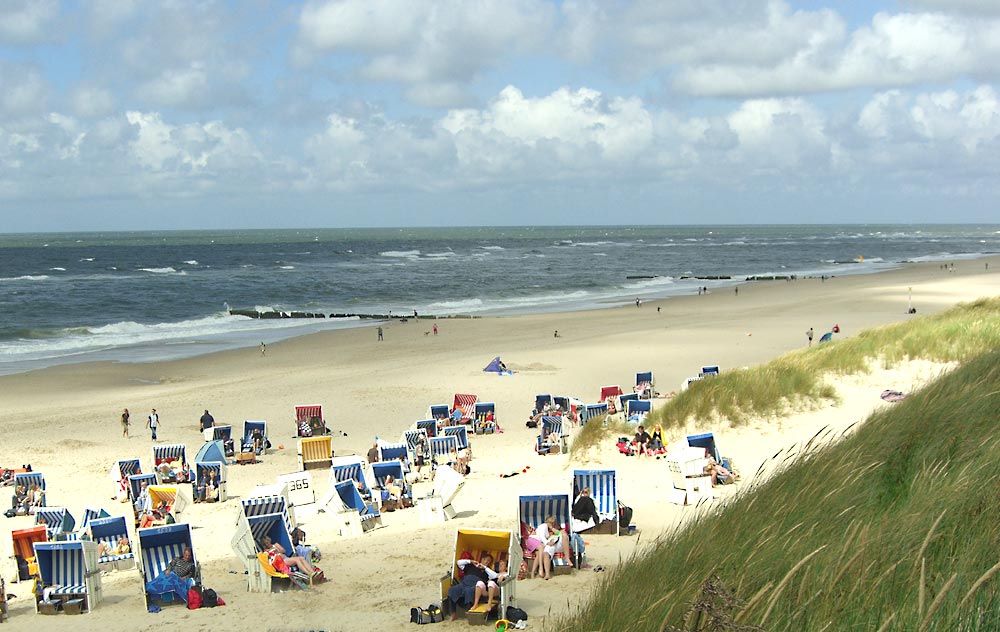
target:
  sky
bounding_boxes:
[1,0,999,231]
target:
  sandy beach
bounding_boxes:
[1,257,997,632]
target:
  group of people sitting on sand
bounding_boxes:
[526,401,576,428]
[154,459,189,483]
[447,552,511,620]
[616,424,668,457]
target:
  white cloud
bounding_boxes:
[0,0,59,45]
[0,62,49,118]
[70,85,116,119]
[125,111,264,173]
[137,64,212,109]
[295,0,555,107]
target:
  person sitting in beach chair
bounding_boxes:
[260,535,316,578]
[97,536,131,559]
[195,469,220,503]
[703,453,735,487]
[447,552,508,620]
[525,516,568,580]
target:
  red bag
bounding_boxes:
[187,587,202,609]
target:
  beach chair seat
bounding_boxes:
[626,399,651,423]
[473,402,497,434]
[333,480,382,537]
[152,444,190,484]
[635,371,655,399]
[11,525,48,583]
[138,524,199,607]
[573,469,619,535]
[378,442,411,470]
[452,393,478,424]
[517,494,577,575]
[536,416,565,454]
[441,425,469,451]
[14,472,46,512]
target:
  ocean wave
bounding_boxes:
[0,275,49,282]
[139,267,178,274]
[49,267,66,271]
[571,241,615,247]
[424,252,456,258]
[183,260,199,265]
[380,250,420,258]
[479,246,504,251]
[279,266,295,270]
[623,276,676,290]
[80,257,94,261]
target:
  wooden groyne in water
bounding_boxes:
[228,309,476,320]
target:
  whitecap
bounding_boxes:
[80,257,95,261]
[139,267,177,274]
[279,265,295,270]
[49,267,66,271]
[183,260,199,265]
[0,275,49,282]
[380,250,421,258]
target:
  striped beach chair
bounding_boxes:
[112,459,141,500]
[128,473,157,504]
[147,485,191,518]
[11,525,47,582]
[151,444,189,484]
[427,405,450,424]
[243,420,269,455]
[403,428,429,452]
[618,393,639,416]
[473,402,497,434]
[415,418,437,438]
[537,416,564,454]
[137,523,198,607]
[429,435,459,465]
[212,425,232,442]
[573,469,618,535]
[517,493,577,573]
[33,541,102,613]
[635,371,655,399]
[626,399,651,422]
[441,425,469,450]
[297,436,334,470]
[581,403,608,427]
[329,456,374,492]
[195,462,228,503]
[333,480,382,537]
[232,508,310,592]
[378,442,411,470]
[448,528,523,621]
[372,461,410,504]
[452,393,477,424]
[295,404,326,437]
[89,515,135,570]
[35,508,75,539]
[14,472,46,509]
[79,508,109,535]
[599,385,623,413]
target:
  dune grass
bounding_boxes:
[555,333,1000,630]
[652,297,1000,431]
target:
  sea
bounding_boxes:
[1,225,997,376]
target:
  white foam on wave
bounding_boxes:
[183,260,199,265]
[623,276,676,290]
[279,265,295,270]
[80,257,95,262]
[49,267,66,271]
[424,251,456,259]
[380,250,420,258]
[139,267,178,274]
[0,312,343,362]
[571,241,615,247]
[0,275,49,282]
[479,246,504,251]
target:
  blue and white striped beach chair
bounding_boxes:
[334,480,382,535]
[128,473,157,503]
[138,523,198,607]
[573,469,618,535]
[537,416,564,454]
[378,442,411,470]
[112,458,141,500]
[700,365,720,377]
[581,403,608,427]
[442,425,469,450]
[428,405,450,427]
[330,456,374,491]
[535,394,553,412]
[212,425,232,442]
[429,435,459,465]
[403,428,429,453]
[618,392,639,415]
[242,420,269,455]
[372,461,410,503]
[35,507,75,539]
[14,472,46,509]
[195,461,228,503]
[79,508,109,535]
[241,494,293,527]
[473,402,497,434]
[152,444,189,484]
[635,371,654,399]
[517,493,577,572]
[626,399,651,422]
[415,418,437,438]
[33,541,102,613]
[89,515,135,570]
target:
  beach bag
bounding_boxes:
[4,508,16,519]
[410,606,433,624]
[186,586,202,609]
[618,501,633,535]
[201,588,218,608]
[506,606,528,623]
[427,603,443,622]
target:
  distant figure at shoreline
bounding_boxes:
[260,341,266,356]
[433,323,438,335]
[806,328,814,347]
[377,326,384,341]
[121,408,130,438]
[554,330,560,338]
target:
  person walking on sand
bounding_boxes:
[377,326,384,341]
[147,408,160,441]
[259,341,266,356]
[433,323,438,335]
[121,408,131,438]
[806,328,814,347]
